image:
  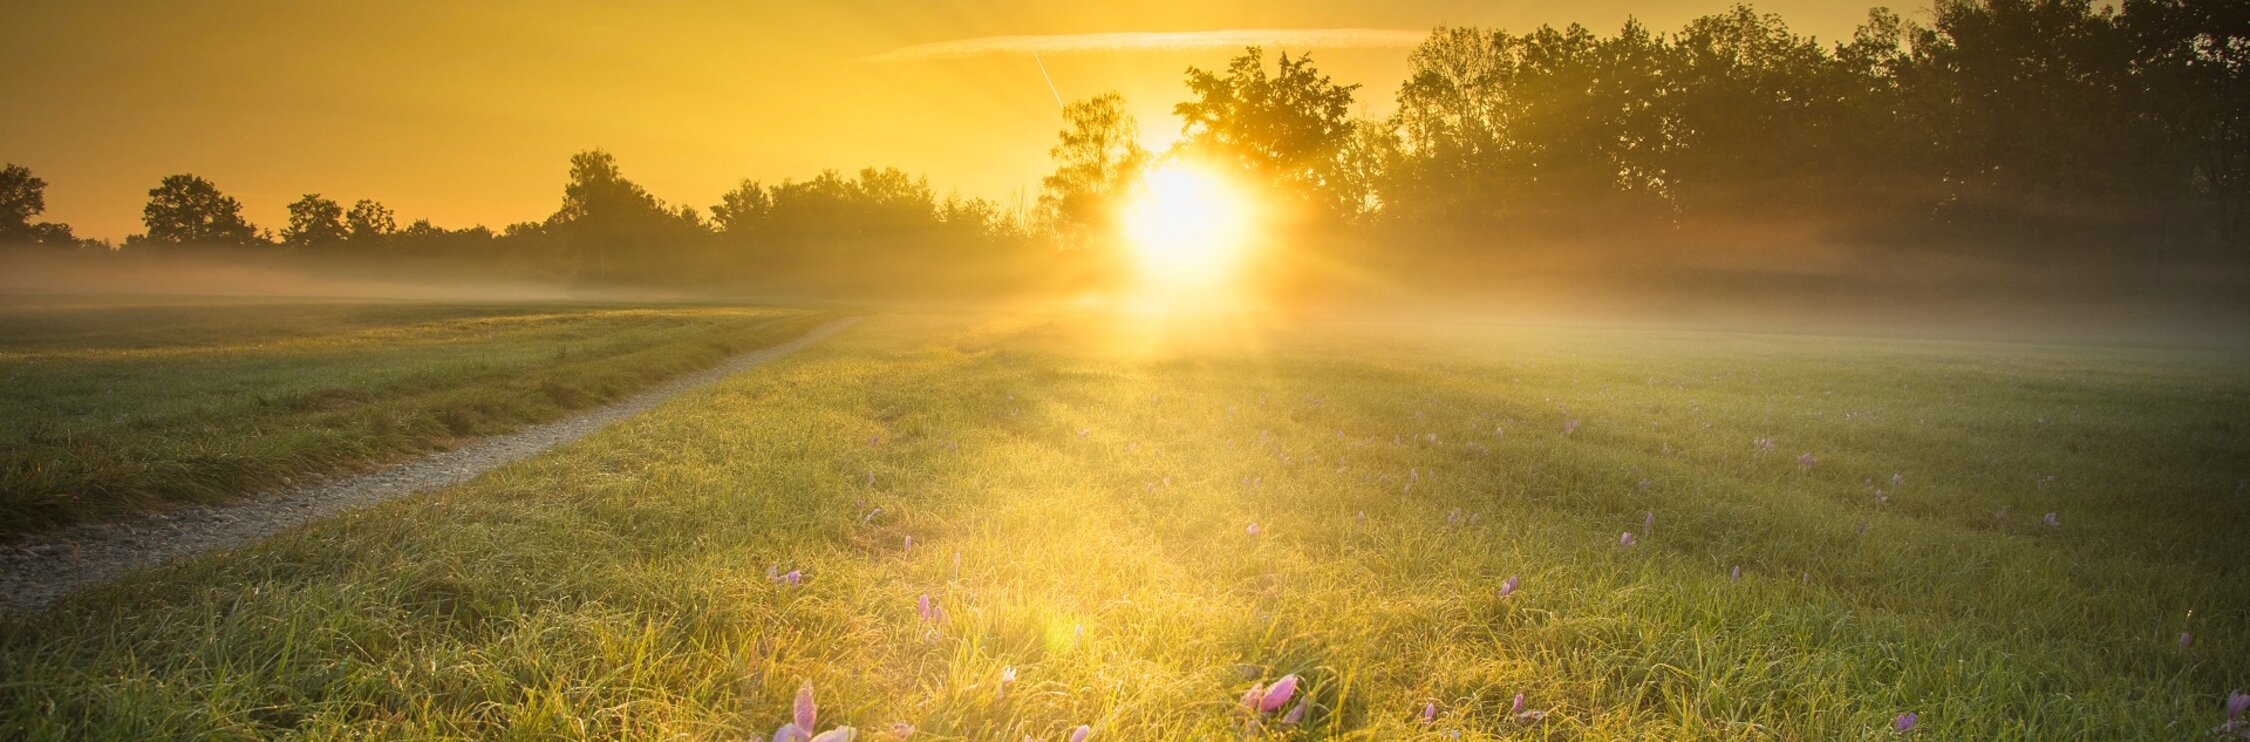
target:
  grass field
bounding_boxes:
[3,311,2247,738]
[0,299,827,531]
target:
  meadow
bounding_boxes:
[2,311,2246,739]
[0,299,824,531]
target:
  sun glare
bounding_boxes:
[1121,161,1254,289]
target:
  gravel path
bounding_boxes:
[0,316,859,615]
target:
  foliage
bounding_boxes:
[1037,93,1149,244]
[1175,49,1363,219]
[282,194,349,248]
[137,174,261,247]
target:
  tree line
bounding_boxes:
[6,1,2246,298]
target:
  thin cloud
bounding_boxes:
[857,28,1430,63]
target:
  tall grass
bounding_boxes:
[1,313,2244,738]
[0,301,827,531]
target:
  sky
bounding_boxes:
[1,1,1889,241]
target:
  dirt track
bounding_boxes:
[0,316,859,615]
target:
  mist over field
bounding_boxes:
[5,1,2249,739]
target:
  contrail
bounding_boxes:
[1030,49,1064,108]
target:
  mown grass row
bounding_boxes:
[1,313,2244,738]
[0,302,829,531]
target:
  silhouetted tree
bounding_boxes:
[140,174,260,247]
[547,149,704,280]
[346,199,397,242]
[281,194,348,248]
[0,164,46,241]
[1175,49,1361,218]
[1039,93,1149,245]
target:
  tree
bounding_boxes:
[1038,93,1149,244]
[1175,48,1361,217]
[346,199,397,242]
[712,179,774,235]
[547,149,705,280]
[1,164,48,241]
[281,194,348,248]
[140,174,261,246]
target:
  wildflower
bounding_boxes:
[784,570,803,586]
[1511,693,1547,722]
[1797,453,1815,468]
[1281,697,1309,724]
[772,681,857,742]
[1564,419,1580,435]
[2229,690,2249,720]
[890,722,914,737]
[1499,575,1519,598]
[1891,472,1904,486]
[1620,532,1636,547]
[1753,437,1775,452]
[1260,675,1299,712]
[1070,725,1092,742]
[1447,508,1461,524]
[1643,511,1654,536]
[2044,512,2060,528]
[1247,523,1261,537]
[1421,701,1437,723]
[1240,683,1265,713]
[998,666,1017,700]
[2181,632,2193,649]
[1894,711,1917,733]
[917,594,944,623]
[903,535,913,553]
[1731,565,1742,580]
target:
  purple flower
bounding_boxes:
[796,681,817,731]
[1797,453,1815,468]
[1643,511,1654,535]
[1259,675,1299,712]
[1421,701,1437,723]
[1620,532,1636,547]
[1731,565,1742,580]
[1499,575,1519,598]
[998,666,1017,699]
[782,570,803,586]
[1247,522,1261,537]
[1894,711,1917,732]
[774,681,852,742]
[1510,693,1547,722]
[1070,725,1092,742]
[2181,632,2193,649]
[1890,472,1904,486]
[917,594,935,622]
[2230,691,2250,720]
[903,535,913,553]
[1281,697,1309,724]
[1753,437,1775,452]
[2043,512,2060,528]
[1240,683,1265,712]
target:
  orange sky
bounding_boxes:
[1,1,1886,241]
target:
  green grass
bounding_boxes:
[3,312,2246,738]
[0,299,829,531]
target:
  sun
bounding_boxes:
[1120,161,1255,288]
